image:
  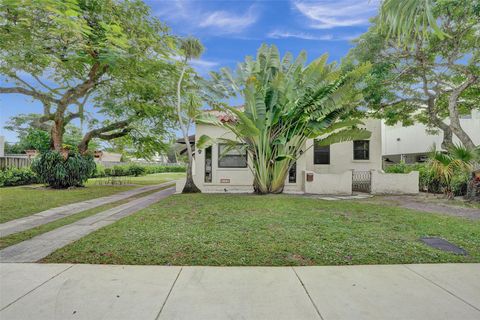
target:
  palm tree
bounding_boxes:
[176,37,204,193]
[377,0,448,45]
[198,45,371,194]
[428,144,475,199]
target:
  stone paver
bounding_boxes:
[0,182,174,237]
[0,264,180,320]
[294,264,480,320]
[158,267,320,320]
[0,263,479,320]
[0,187,175,263]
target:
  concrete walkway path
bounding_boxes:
[0,182,174,237]
[0,187,175,263]
[0,263,478,320]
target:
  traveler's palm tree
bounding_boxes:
[428,145,475,198]
[198,45,371,194]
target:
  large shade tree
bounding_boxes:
[0,0,177,155]
[198,45,371,194]
[350,0,479,149]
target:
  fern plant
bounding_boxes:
[198,45,371,194]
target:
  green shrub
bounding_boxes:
[96,163,186,177]
[384,162,412,174]
[111,165,128,176]
[0,167,39,187]
[31,151,96,188]
[144,164,186,174]
[128,163,146,176]
[451,172,469,196]
[93,164,106,178]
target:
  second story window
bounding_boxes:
[353,140,370,160]
[314,143,330,165]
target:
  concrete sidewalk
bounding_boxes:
[0,263,478,320]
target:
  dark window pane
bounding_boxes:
[314,144,330,165]
[353,140,369,160]
[289,162,296,183]
[205,146,212,183]
[218,144,248,168]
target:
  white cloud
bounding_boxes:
[292,0,378,29]
[199,7,258,33]
[187,58,220,75]
[267,30,333,41]
[155,1,258,35]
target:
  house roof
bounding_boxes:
[204,106,244,123]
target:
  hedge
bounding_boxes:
[93,163,185,178]
[0,167,39,187]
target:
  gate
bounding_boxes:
[352,170,371,193]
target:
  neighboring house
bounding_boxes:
[178,111,410,195]
[382,110,480,164]
[94,151,122,162]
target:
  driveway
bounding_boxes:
[1,263,479,319]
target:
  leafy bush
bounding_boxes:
[93,163,185,178]
[127,163,146,176]
[111,165,128,176]
[93,164,106,178]
[384,162,412,174]
[0,167,39,187]
[144,164,186,174]
[451,172,469,196]
[31,151,96,188]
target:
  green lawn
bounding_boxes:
[0,186,170,250]
[43,194,480,266]
[0,172,184,223]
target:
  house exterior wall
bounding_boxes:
[305,118,382,174]
[191,118,382,193]
[382,110,480,159]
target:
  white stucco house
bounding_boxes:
[382,110,480,164]
[177,111,418,195]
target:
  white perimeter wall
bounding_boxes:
[371,171,419,195]
[304,171,352,195]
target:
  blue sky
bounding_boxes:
[0,0,379,142]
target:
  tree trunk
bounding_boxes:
[447,75,478,149]
[427,98,453,150]
[183,154,200,193]
[50,117,64,152]
[176,63,200,193]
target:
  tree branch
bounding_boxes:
[0,86,58,104]
[78,120,131,153]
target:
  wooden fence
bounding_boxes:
[0,156,34,169]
